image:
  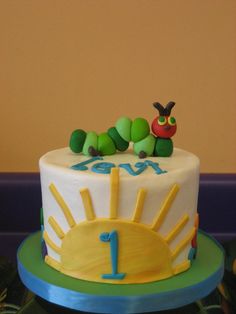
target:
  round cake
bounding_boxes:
[39,147,199,284]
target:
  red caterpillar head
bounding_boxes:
[151,102,177,138]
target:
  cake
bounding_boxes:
[39,101,200,284]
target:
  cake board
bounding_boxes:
[17,230,224,314]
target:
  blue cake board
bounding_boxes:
[17,230,224,314]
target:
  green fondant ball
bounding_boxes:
[82,131,98,156]
[107,127,129,152]
[115,117,132,142]
[134,134,156,156]
[131,118,150,143]
[69,129,87,153]
[98,133,116,155]
[154,138,173,157]
[40,207,44,226]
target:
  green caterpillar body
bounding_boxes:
[70,116,173,158]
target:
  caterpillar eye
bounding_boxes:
[168,116,176,126]
[158,116,167,126]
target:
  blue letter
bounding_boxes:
[71,156,103,171]
[119,162,147,176]
[145,160,167,174]
[92,162,116,174]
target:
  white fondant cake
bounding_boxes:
[39,147,200,284]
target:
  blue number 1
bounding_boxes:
[100,230,126,280]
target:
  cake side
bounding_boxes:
[40,148,200,284]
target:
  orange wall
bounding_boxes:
[0,0,235,172]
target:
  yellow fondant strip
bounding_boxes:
[195,213,199,229]
[80,188,96,221]
[171,227,196,261]
[45,255,61,271]
[173,260,190,275]
[48,216,65,239]
[165,214,189,244]
[132,188,147,222]
[109,168,119,219]
[49,183,76,228]
[43,231,61,254]
[151,184,180,231]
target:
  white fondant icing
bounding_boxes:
[40,148,199,269]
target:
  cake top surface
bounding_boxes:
[39,147,199,178]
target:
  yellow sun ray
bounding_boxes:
[48,216,65,239]
[171,227,196,260]
[43,231,61,254]
[132,188,147,223]
[165,214,189,244]
[80,188,96,221]
[194,213,199,229]
[151,184,180,231]
[45,255,61,271]
[49,183,76,228]
[109,168,119,219]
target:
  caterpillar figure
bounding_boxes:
[69,101,177,158]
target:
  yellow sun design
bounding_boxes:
[43,168,195,284]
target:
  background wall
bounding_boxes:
[0,0,235,172]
